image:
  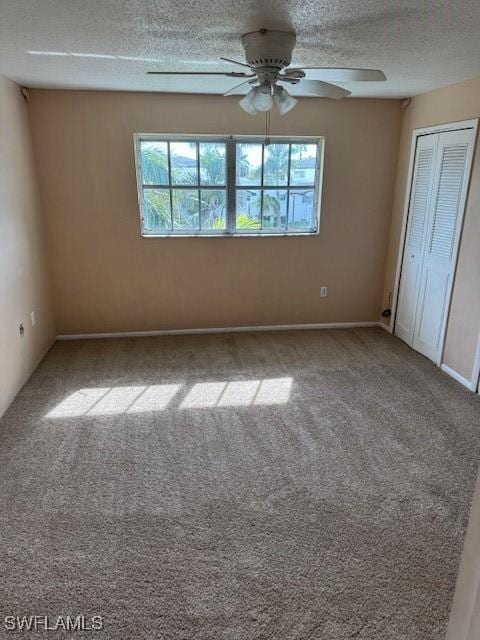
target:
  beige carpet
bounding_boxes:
[0,327,479,639]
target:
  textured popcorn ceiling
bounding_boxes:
[0,0,480,98]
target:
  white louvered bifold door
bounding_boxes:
[412,128,474,362]
[395,134,437,346]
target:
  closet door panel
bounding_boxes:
[412,266,450,357]
[395,135,437,345]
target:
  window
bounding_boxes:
[135,135,323,236]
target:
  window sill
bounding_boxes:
[141,231,319,238]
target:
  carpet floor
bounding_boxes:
[1,327,479,639]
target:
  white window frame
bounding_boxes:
[134,134,324,237]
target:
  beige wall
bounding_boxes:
[447,470,480,640]
[382,76,480,383]
[28,90,402,334]
[0,76,55,417]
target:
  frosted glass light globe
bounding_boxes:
[252,86,273,112]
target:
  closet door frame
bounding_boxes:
[389,118,478,365]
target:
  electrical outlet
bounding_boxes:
[19,323,25,338]
[320,286,328,298]
[30,311,36,327]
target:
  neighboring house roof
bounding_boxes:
[175,155,197,168]
[294,158,316,169]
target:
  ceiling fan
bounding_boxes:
[148,28,386,115]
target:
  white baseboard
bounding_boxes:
[56,321,381,341]
[441,363,477,391]
[378,321,393,333]
[472,333,480,394]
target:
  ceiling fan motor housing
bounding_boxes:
[241,29,296,71]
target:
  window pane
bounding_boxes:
[263,190,287,230]
[236,143,262,186]
[236,190,261,230]
[170,142,198,185]
[264,144,289,186]
[199,143,226,185]
[140,141,168,185]
[290,144,317,185]
[172,189,199,230]
[288,189,315,229]
[143,189,172,232]
[200,190,226,230]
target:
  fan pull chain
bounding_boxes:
[265,110,271,146]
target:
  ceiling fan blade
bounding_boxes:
[147,71,255,77]
[289,68,386,82]
[292,79,351,99]
[224,79,256,96]
[220,56,253,69]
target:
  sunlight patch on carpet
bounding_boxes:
[46,378,293,417]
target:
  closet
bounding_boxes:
[395,124,476,363]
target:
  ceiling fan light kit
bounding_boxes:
[148,28,386,115]
[238,89,259,115]
[239,83,298,116]
[251,83,275,111]
[273,85,298,115]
